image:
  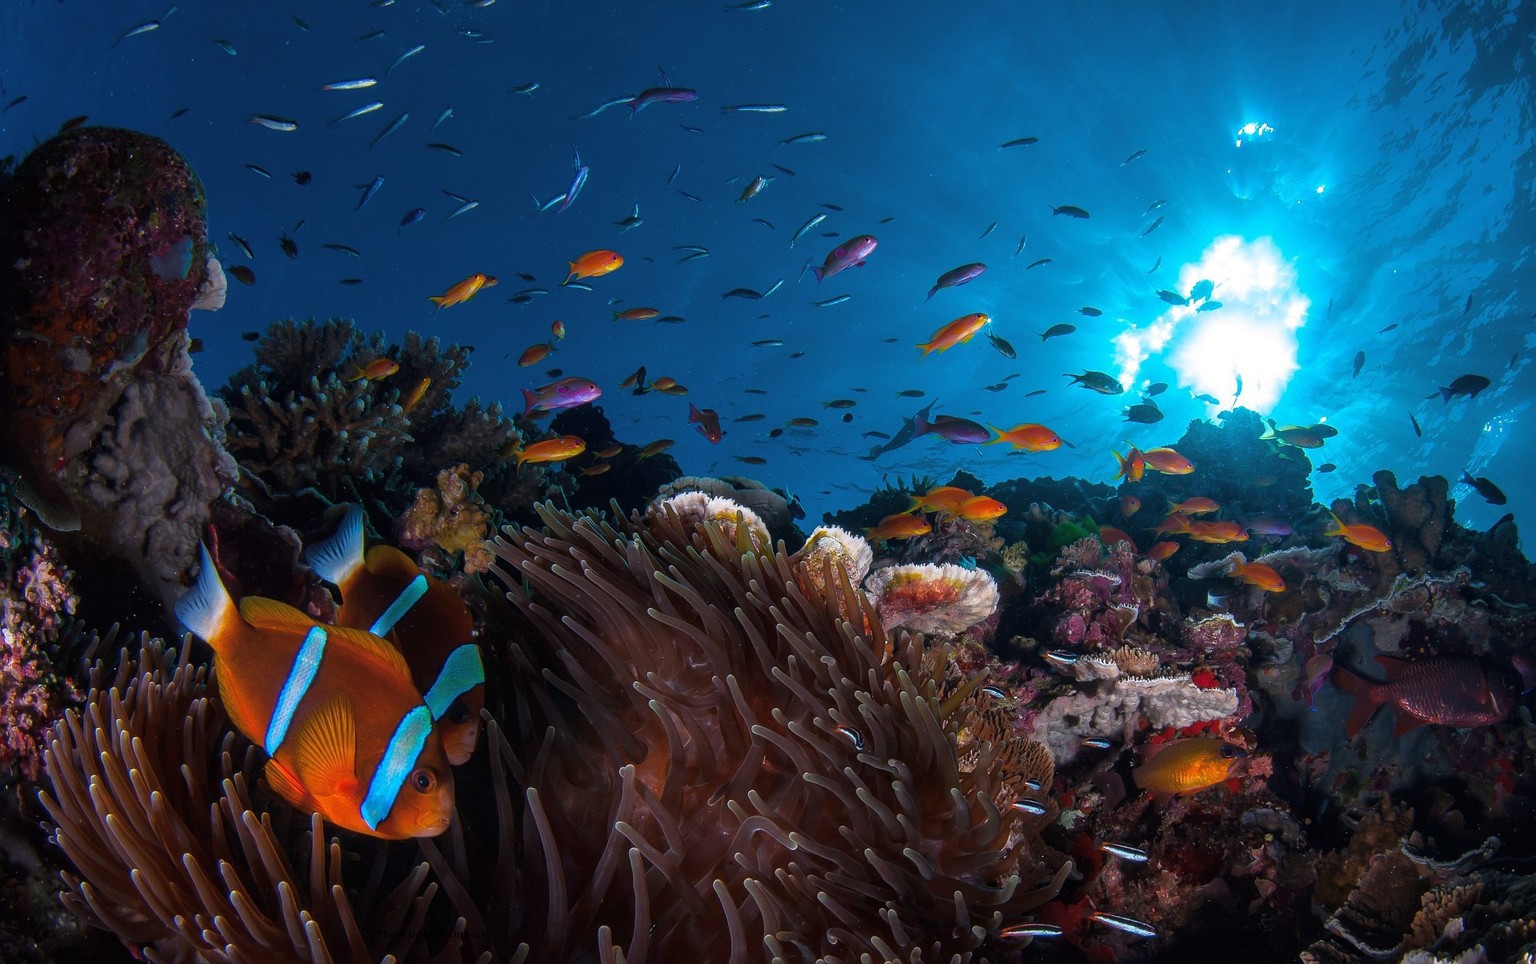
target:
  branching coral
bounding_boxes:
[482,499,1069,960]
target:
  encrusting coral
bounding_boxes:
[37,496,1069,962]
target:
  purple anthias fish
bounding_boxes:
[628,87,698,114]
[812,235,877,282]
[1241,516,1294,537]
[521,376,601,416]
[926,262,985,300]
[913,411,989,444]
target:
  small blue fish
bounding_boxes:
[1090,912,1157,939]
[1100,841,1149,862]
[356,176,384,211]
[1000,923,1062,940]
[556,146,588,213]
[399,208,425,230]
[371,112,409,149]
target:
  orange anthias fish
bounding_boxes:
[1333,655,1514,737]
[518,342,555,367]
[689,403,724,443]
[1232,561,1285,592]
[429,272,497,308]
[515,435,586,465]
[611,306,660,322]
[1143,447,1195,474]
[987,423,1063,452]
[1151,514,1192,536]
[1146,540,1180,561]
[305,506,485,766]
[1098,526,1136,550]
[551,319,566,341]
[637,438,675,459]
[864,512,933,541]
[958,495,1007,523]
[1113,445,1146,482]
[400,376,432,413]
[348,357,399,382]
[917,313,990,356]
[1325,512,1393,552]
[175,548,456,839]
[1188,520,1249,544]
[563,249,623,285]
[593,444,623,459]
[1169,497,1221,515]
[1120,495,1141,517]
[1133,738,1246,796]
[909,485,974,515]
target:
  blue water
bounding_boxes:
[4,0,1531,540]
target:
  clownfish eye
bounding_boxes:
[411,768,438,793]
[447,702,471,725]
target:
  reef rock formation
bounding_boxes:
[0,127,234,609]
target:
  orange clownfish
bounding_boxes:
[987,422,1063,452]
[564,249,623,285]
[304,506,485,767]
[429,272,497,308]
[1325,512,1392,552]
[917,313,990,356]
[175,547,456,839]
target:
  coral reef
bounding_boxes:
[0,127,235,609]
[863,561,1000,636]
[395,463,494,574]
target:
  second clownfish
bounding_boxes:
[305,505,485,766]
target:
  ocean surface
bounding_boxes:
[3,0,1531,538]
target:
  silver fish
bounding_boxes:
[1100,842,1149,862]
[431,107,453,131]
[355,176,384,211]
[322,77,378,91]
[370,111,409,149]
[790,212,826,247]
[1090,912,1157,939]
[510,82,540,95]
[812,295,852,307]
[446,199,479,219]
[575,96,635,119]
[762,279,784,298]
[721,103,787,112]
[781,131,826,144]
[387,45,426,74]
[563,281,594,291]
[114,20,160,46]
[250,114,298,132]
[1010,800,1048,816]
[979,220,997,239]
[1000,923,1062,940]
[329,101,383,125]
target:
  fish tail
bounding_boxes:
[811,265,824,283]
[911,412,931,437]
[1324,512,1346,537]
[427,296,445,306]
[1438,386,1452,403]
[1113,450,1129,480]
[305,504,366,593]
[521,389,539,417]
[174,544,237,653]
[1332,663,1384,737]
[925,287,936,301]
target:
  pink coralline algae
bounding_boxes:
[1039,536,1168,649]
[0,520,82,780]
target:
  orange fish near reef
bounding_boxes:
[1133,738,1246,796]
[429,272,497,308]
[1098,526,1136,550]
[1120,495,1141,517]
[1324,512,1393,552]
[611,306,660,322]
[518,342,554,367]
[958,495,1007,522]
[1231,561,1284,592]
[987,423,1063,452]
[1142,447,1194,475]
[175,548,456,839]
[563,249,623,285]
[1113,445,1146,482]
[1334,655,1514,737]
[305,506,485,766]
[348,357,399,382]
[1169,497,1220,515]
[688,403,724,443]
[864,512,932,541]
[637,438,675,460]
[909,485,973,515]
[1188,519,1248,544]
[917,313,990,356]
[515,435,586,465]
[1146,540,1180,561]
[400,376,432,413]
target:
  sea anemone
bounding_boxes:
[483,501,1066,960]
[862,562,1001,636]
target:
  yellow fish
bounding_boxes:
[917,312,989,356]
[1133,737,1245,796]
[429,272,497,308]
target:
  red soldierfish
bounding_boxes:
[522,376,602,416]
[306,506,484,766]
[812,235,877,282]
[688,403,724,443]
[175,547,456,839]
[1333,655,1514,737]
[926,262,985,300]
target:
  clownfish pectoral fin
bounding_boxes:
[291,696,361,801]
[174,544,238,655]
[263,757,321,813]
[306,504,367,592]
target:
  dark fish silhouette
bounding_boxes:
[1435,374,1490,402]
[1065,371,1123,395]
[1334,656,1514,737]
[1352,351,1365,378]
[1460,472,1506,505]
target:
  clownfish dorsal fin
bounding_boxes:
[305,504,367,593]
[324,623,414,682]
[364,544,422,580]
[174,544,239,655]
[291,696,359,801]
[240,596,324,632]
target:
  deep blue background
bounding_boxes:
[4,0,1531,541]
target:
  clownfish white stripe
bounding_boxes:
[265,626,327,754]
[369,574,428,637]
[361,705,433,830]
[422,644,484,719]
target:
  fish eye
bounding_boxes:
[411,768,438,793]
[1220,744,1240,758]
[447,702,472,725]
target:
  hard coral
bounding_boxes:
[396,463,493,574]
